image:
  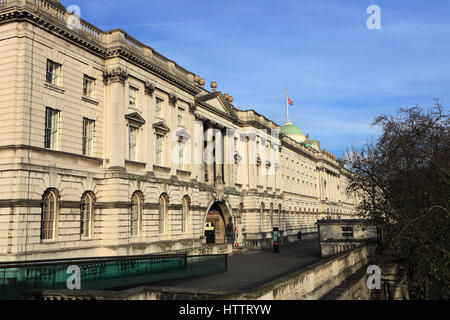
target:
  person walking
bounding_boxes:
[297,230,302,244]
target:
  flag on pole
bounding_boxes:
[288,97,293,105]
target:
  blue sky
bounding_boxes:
[62,0,450,157]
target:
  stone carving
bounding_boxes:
[144,81,155,96]
[169,93,178,106]
[188,102,197,113]
[103,67,128,85]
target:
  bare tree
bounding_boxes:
[346,99,449,299]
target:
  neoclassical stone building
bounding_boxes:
[0,0,357,262]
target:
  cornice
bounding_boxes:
[0,5,201,96]
[281,138,317,162]
[194,98,238,125]
[105,47,201,95]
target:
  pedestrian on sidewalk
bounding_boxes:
[297,230,302,244]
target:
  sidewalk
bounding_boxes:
[151,240,323,294]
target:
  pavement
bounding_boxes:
[150,240,323,294]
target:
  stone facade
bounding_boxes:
[0,0,358,262]
[317,219,378,257]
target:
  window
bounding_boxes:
[44,107,59,150]
[129,86,138,107]
[260,202,265,231]
[177,107,184,125]
[278,204,282,228]
[81,192,94,238]
[129,125,138,161]
[181,196,190,233]
[234,161,238,185]
[178,138,185,169]
[159,194,168,234]
[155,134,163,166]
[155,97,163,118]
[46,60,61,86]
[131,192,143,236]
[83,75,95,98]
[41,189,58,240]
[342,226,354,238]
[82,118,94,156]
[270,203,274,228]
[256,163,260,186]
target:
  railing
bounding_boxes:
[34,0,65,22]
[152,51,170,68]
[0,253,228,300]
[124,34,144,53]
[80,19,102,41]
[0,0,193,84]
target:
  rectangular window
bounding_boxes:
[155,134,163,166]
[129,86,138,107]
[177,107,184,125]
[44,107,59,150]
[342,226,354,238]
[46,60,62,86]
[155,97,163,118]
[82,118,94,156]
[129,126,138,161]
[178,139,185,169]
[83,75,95,98]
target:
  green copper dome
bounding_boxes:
[280,122,304,136]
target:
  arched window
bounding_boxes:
[289,206,292,226]
[159,194,168,234]
[131,191,143,236]
[181,196,190,233]
[278,204,282,228]
[260,202,265,231]
[41,189,59,240]
[81,192,95,238]
[270,203,274,229]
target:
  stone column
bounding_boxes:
[103,67,127,170]
[223,128,233,187]
[236,133,247,187]
[247,132,257,189]
[215,128,224,184]
[193,118,204,182]
[275,145,282,191]
[205,125,214,184]
[145,82,155,173]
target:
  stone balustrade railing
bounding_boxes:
[0,0,196,84]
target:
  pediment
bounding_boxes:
[175,128,191,140]
[125,112,146,126]
[196,92,237,120]
[153,121,170,134]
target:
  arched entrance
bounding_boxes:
[204,201,233,244]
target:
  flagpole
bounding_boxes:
[286,85,289,124]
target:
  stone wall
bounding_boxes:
[223,243,375,300]
[23,243,375,300]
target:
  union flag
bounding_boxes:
[288,97,293,105]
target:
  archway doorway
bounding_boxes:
[204,201,233,244]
